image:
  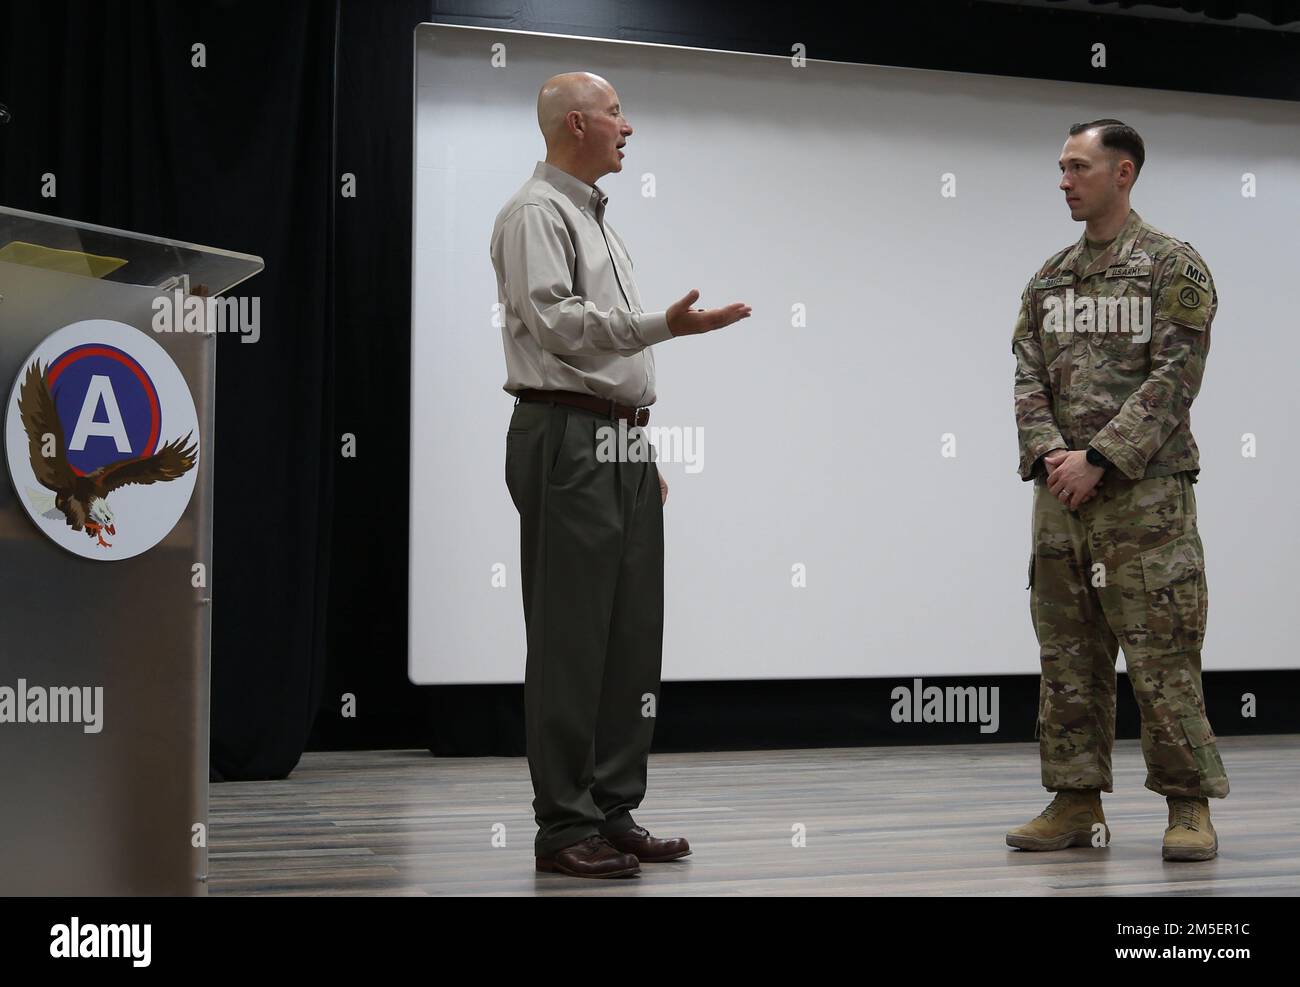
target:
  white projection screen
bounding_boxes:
[410,23,1300,685]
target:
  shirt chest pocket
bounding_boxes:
[1034,286,1077,364]
[1087,274,1154,357]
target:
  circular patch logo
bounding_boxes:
[1178,285,1201,309]
[4,319,199,560]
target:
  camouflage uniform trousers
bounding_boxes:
[1028,469,1228,798]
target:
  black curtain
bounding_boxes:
[0,0,337,780]
[312,0,426,753]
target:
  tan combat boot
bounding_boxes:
[1006,789,1109,851]
[1162,796,1217,861]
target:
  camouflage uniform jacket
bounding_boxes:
[1013,209,1216,482]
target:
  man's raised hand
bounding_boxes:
[666,289,752,336]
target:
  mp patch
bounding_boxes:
[1181,259,1209,289]
[1157,258,1213,331]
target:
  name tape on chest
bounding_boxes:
[1034,273,1075,290]
[1104,264,1152,279]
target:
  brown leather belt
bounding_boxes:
[514,388,650,427]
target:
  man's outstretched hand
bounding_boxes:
[666,289,752,336]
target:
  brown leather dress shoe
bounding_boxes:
[535,835,641,878]
[604,826,692,862]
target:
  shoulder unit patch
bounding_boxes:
[1157,256,1213,331]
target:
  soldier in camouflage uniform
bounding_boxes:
[1008,120,1228,861]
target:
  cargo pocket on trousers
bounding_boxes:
[1180,713,1228,796]
[1137,532,1206,654]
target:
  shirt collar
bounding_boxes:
[534,161,608,216]
[1061,208,1146,277]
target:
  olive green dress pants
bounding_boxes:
[504,398,664,856]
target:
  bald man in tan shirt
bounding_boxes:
[491,72,750,878]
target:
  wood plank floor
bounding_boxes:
[208,735,1300,896]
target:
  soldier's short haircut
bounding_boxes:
[1069,118,1145,181]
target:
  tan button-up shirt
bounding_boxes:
[490,161,672,406]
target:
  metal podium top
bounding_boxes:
[0,205,264,293]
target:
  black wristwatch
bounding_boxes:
[1085,447,1112,471]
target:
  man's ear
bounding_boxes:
[567,109,585,140]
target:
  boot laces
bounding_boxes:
[1172,799,1200,831]
[1038,793,1069,821]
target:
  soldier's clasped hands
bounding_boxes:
[1044,448,1105,510]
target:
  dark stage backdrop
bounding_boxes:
[0,1,1296,776]
[0,0,339,780]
